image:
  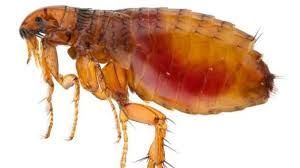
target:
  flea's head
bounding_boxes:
[19,6,75,64]
[236,51,275,105]
[19,6,70,40]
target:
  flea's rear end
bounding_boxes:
[120,8,274,114]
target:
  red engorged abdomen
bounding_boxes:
[131,32,230,108]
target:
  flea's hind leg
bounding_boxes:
[121,103,167,168]
[42,43,80,140]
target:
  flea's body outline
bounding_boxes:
[20,6,274,168]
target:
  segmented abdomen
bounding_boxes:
[122,8,256,114]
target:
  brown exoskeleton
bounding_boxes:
[20,6,274,168]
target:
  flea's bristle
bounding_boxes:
[270,73,284,93]
[38,97,47,104]
[253,27,261,40]
[166,117,176,125]
[164,144,177,153]
[273,74,285,80]
[164,138,172,145]
[164,160,175,168]
[271,86,278,95]
[134,155,149,163]
[255,32,263,43]
[271,78,278,94]
[128,120,136,129]
[253,27,263,43]
[166,129,174,134]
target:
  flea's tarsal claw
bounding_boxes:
[65,136,74,141]
[43,133,50,139]
[41,132,51,140]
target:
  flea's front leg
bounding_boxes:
[42,42,80,140]
[40,53,54,138]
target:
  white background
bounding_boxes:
[0,0,299,168]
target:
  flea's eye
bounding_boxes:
[35,17,43,23]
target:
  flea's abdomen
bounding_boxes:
[125,8,266,114]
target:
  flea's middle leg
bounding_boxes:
[96,64,122,143]
[120,110,128,168]
[76,57,123,142]
[56,74,80,140]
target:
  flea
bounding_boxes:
[20,6,274,168]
